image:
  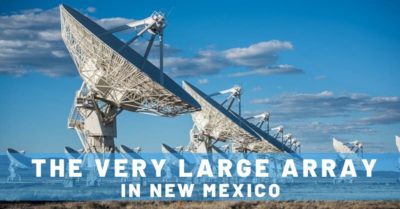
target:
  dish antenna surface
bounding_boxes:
[182,81,301,159]
[333,138,363,154]
[6,148,31,182]
[120,145,144,162]
[183,81,260,152]
[64,146,81,159]
[332,137,364,162]
[246,112,270,133]
[60,5,200,153]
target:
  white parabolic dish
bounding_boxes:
[183,81,301,158]
[183,81,260,143]
[332,138,362,163]
[6,148,31,169]
[60,5,200,116]
[332,138,354,153]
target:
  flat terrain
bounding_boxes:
[0,201,399,209]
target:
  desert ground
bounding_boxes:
[0,201,399,209]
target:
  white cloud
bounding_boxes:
[229,64,303,77]
[86,7,96,13]
[0,8,73,76]
[251,91,400,125]
[197,78,209,84]
[38,30,61,41]
[165,40,301,78]
[224,40,293,67]
[96,17,133,29]
[0,7,135,77]
[247,91,400,152]
[315,75,327,80]
[51,50,67,58]
[292,121,374,136]
[0,7,301,79]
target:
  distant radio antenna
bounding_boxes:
[182,81,302,160]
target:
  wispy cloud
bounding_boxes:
[86,7,96,13]
[197,78,209,84]
[0,8,71,76]
[0,7,132,77]
[315,75,327,80]
[96,17,132,29]
[165,40,302,78]
[0,7,302,79]
[251,91,400,122]
[249,91,400,141]
[289,121,375,137]
[229,64,303,77]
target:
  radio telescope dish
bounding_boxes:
[333,137,363,154]
[161,143,192,166]
[60,5,199,115]
[333,138,353,153]
[246,112,270,133]
[243,119,300,155]
[183,81,260,144]
[60,5,200,153]
[120,145,143,160]
[64,146,81,159]
[332,138,363,162]
[183,81,300,158]
[396,135,400,152]
[6,148,31,182]
[161,143,188,160]
[161,143,193,179]
[6,148,30,169]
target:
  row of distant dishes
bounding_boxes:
[58,4,301,158]
[6,136,400,173]
[6,5,400,172]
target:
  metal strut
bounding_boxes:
[105,11,166,82]
[209,86,242,116]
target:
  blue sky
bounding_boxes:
[0,0,399,152]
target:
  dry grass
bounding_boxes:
[0,201,399,209]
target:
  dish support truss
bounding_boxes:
[185,85,279,154]
[61,6,200,153]
[60,6,197,117]
[68,83,119,153]
[186,86,253,153]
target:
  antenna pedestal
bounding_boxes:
[83,109,117,153]
[7,164,21,182]
[187,127,213,153]
[85,135,116,153]
[60,5,200,155]
[68,84,118,153]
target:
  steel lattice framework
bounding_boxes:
[183,81,258,143]
[60,5,200,117]
[183,81,283,153]
[333,138,363,154]
[60,5,200,155]
[332,138,363,164]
